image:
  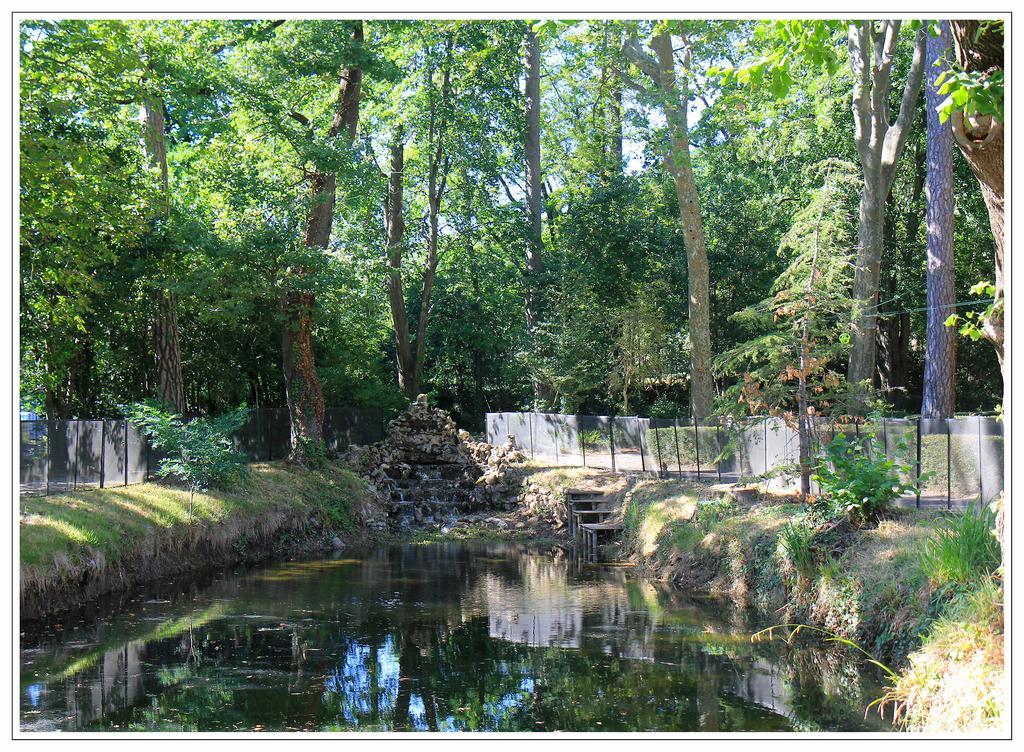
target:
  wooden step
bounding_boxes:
[569,498,615,509]
[579,521,624,532]
[566,488,609,498]
[572,508,614,517]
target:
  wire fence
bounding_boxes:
[19,406,384,497]
[485,412,1005,509]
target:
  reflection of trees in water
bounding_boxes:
[21,543,888,732]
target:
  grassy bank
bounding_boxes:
[619,479,1005,732]
[20,462,379,619]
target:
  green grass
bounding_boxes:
[920,502,1002,587]
[879,576,1004,732]
[619,478,1005,731]
[20,462,372,605]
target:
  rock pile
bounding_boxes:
[344,396,525,529]
[518,481,568,529]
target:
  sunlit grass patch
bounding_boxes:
[879,577,1004,732]
[20,462,372,608]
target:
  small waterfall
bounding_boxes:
[348,396,527,530]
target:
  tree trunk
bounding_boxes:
[846,22,926,411]
[648,31,715,421]
[606,26,624,173]
[949,20,1004,369]
[282,20,362,461]
[798,174,829,499]
[922,22,958,419]
[281,289,325,450]
[410,43,453,397]
[384,130,416,398]
[141,95,186,413]
[153,292,185,413]
[524,26,553,405]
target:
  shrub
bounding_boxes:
[812,430,916,523]
[124,401,249,520]
[920,502,1002,587]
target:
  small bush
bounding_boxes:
[921,502,1001,587]
[694,495,734,528]
[778,519,816,577]
[812,430,916,523]
[124,401,249,519]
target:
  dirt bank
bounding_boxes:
[616,478,1004,733]
[19,462,385,620]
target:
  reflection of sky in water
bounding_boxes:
[324,636,401,726]
[25,684,42,708]
[20,542,893,733]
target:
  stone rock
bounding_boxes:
[341,399,527,532]
[331,537,343,549]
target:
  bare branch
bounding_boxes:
[287,110,310,128]
[847,22,872,162]
[622,35,661,82]
[496,174,519,205]
[881,25,926,188]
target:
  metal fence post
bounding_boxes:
[124,419,130,488]
[694,421,702,480]
[946,419,952,510]
[672,419,683,480]
[653,421,664,478]
[73,420,80,491]
[529,412,536,459]
[977,415,985,502]
[716,425,723,482]
[555,415,561,465]
[763,418,768,477]
[580,415,587,467]
[915,418,922,509]
[45,420,52,496]
[609,418,616,473]
[99,420,106,488]
[882,418,889,462]
[638,418,647,473]
[265,409,272,462]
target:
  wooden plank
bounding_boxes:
[579,521,623,531]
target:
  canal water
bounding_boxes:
[20,541,893,732]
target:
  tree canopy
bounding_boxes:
[19,17,1003,436]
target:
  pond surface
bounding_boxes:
[21,541,893,732]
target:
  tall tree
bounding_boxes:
[921,22,957,418]
[139,94,186,413]
[412,38,453,396]
[280,20,363,461]
[624,25,715,420]
[947,19,1004,369]
[845,20,926,408]
[523,25,549,404]
[384,128,415,396]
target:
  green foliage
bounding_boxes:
[920,502,1001,587]
[124,401,249,511]
[934,64,1004,123]
[294,435,329,470]
[812,430,916,522]
[18,18,1004,425]
[694,494,735,528]
[777,519,817,576]
[944,281,1001,342]
[716,160,859,420]
[607,299,671,413]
